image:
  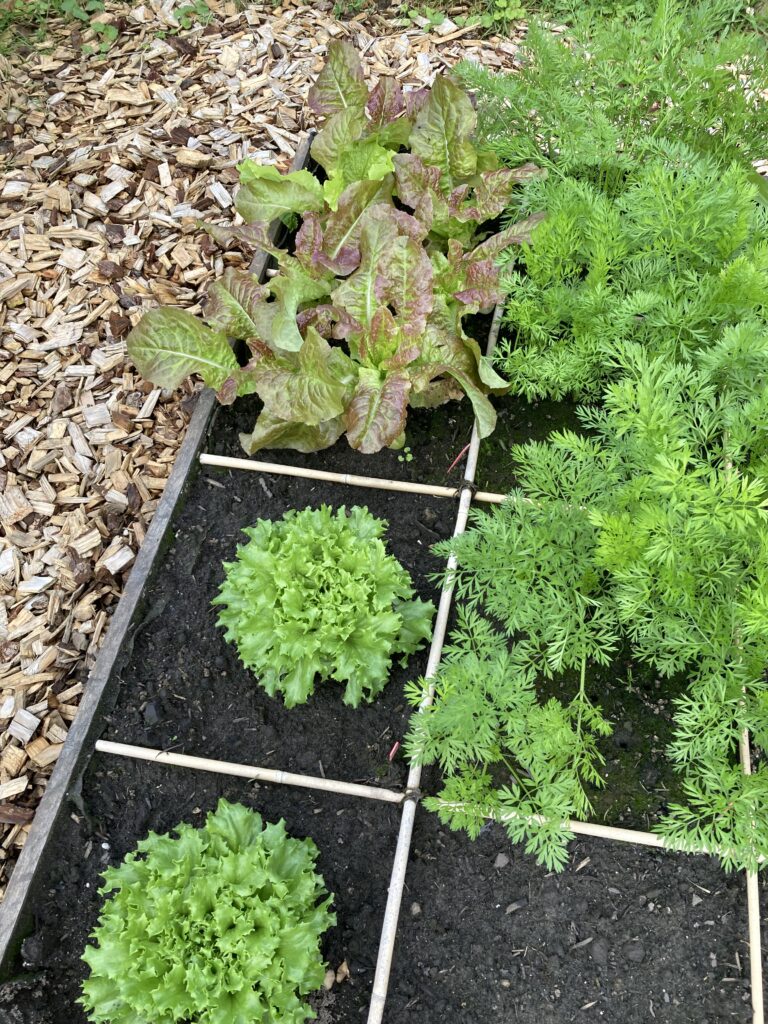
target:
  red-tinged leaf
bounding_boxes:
[357,306,399,365]
[389,208,429,241]
[384,341,421,372]
[248,327,356,426]
[409,76,477,190]
[345,368,412,453]
[375,236,434,334]
[295,212,326,276]
[216,375,239,405]
[448,168,524,223]
[393,153,446,230]
[470,211,547,261]
[204,269,269,337]
[411,310,506,438]
[308,40,368,117]
[510,161,547,182]
[322,179,385,273]
[404,87,429,118]
[454,257,505,308]
[241,412,346,454]
[356,306,420,370]
[297,304,361,340]
[331,205,405,329]
[367,77,405,127]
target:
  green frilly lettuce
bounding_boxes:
[80,800,335,1024]
[213,505,435,707]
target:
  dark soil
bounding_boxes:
[0,393,760,1024]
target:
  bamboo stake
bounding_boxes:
[95,740,405,804]
[366,307,503,1024]
[434,801,765,863]
[739,727,765,1024]
[199,453,506,505]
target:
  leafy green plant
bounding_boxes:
[176,0,212,29]
[126,41,543,454]
[539,0,760,28]
[214,505,434,707]
[406,610,612,870]
[332,0,370,16]
[493,143,768,400]
[406,6,450,28]
[80,800,335,1024]
[457,2,768,179]
[408,345,768,871]
[0,0,127,53]
[455,0,526,33]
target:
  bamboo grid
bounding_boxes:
[95,309,765,1024]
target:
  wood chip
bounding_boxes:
[0,777,28,801]
[7,709,40,745]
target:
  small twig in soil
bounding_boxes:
[447,443,471,474]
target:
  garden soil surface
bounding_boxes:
[0,394,762,1024]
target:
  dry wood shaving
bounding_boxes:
[0,0,524,900]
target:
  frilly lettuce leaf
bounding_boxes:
[80,800,334,1024]
[214,505,434,705]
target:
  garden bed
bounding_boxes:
[0,390,761,1024]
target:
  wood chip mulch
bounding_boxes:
[0,0,524,899]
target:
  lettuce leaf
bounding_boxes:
[311,107,367,174]
[214,505,434,705]
[409,76,477,190]
[322,179,390,276]
[205,269,269,336]
[127,308,241,391]
[322,140,395,211]
[345,368,412,453]
[266,258,334,351]
[307,39,368,117]
[235,161,324,226]
[240,412,346,454]
[246,328,356,426]
[80,801,334,1024]
[127,47,542,455]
